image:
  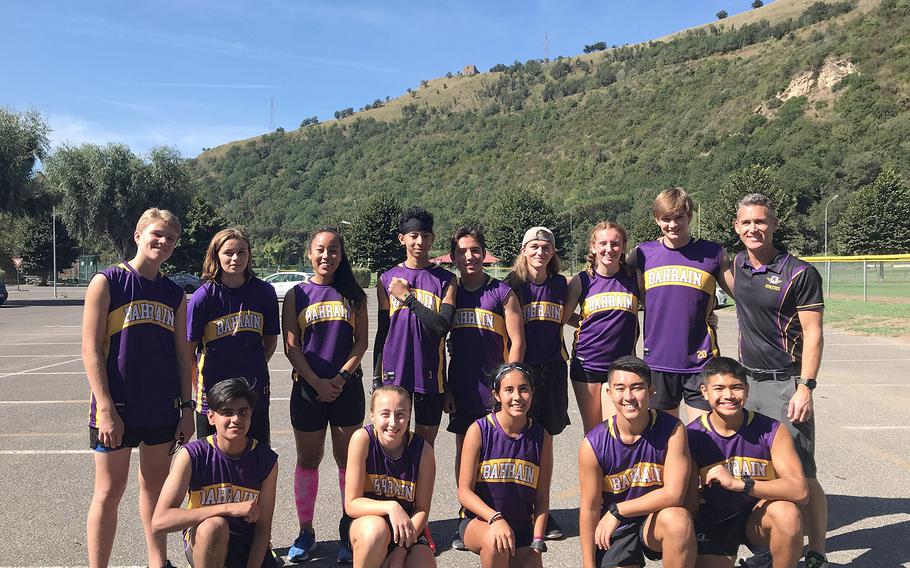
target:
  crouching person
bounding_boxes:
[152,379,279,568]
[687,357,808,568]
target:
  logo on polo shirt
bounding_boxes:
[765,275,782,291]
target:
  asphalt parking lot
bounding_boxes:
[1,286,908,567]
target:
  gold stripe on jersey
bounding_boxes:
[107,300,176,337]
[365,473,416,502]
[187,483,261,508]
[389,289,442,315]
[203,310,265,343]
[477,458,540,488]
[300,300,354,329]
[195,350,207,412]
[523,301,563,323]
[644,265,716,294]
[580,292,638,321]
[607,410,658,439]
[602,461,665,494]
[452,308,507,336]
[699,458,776,483]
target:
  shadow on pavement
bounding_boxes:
[2,299,85,307]
[826,494,910,567]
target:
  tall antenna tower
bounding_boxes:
[269,98,275,131]
[544,32,550,61]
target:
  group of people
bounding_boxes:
[83,186,829,568]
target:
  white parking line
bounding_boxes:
[0,342,81,346]
[0,358,83,378]
[840,426,910,430]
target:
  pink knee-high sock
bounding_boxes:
[338,468,347,509]
[294,466,319,527]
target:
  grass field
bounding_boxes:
[824,298,910,337]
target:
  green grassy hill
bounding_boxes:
[192,0,910,254]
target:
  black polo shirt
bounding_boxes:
[733,250,824,371]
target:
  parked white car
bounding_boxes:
[263,272,311,298]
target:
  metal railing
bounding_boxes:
[801,254,910,302]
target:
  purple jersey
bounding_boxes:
[687,410,780,521]
[509,273,568,365]
[89,262,184,428]
[379,264,456,394]
[293,281,357,380]
[187,278,279,412]
[585,410,679,529]
[572,269,640,373]
[629,239,725,373]
[469,413,545,530]
[183,434,278,540]
[449,277,513,416]
[362,424,426,516]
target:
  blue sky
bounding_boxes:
[5,1,771,158]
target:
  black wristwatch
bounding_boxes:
[339,369,353,382]
[402,291,417,306]
[179,400,194,411]
[740,474,755,495]
[608,502,626,522]
[797,377,818,390]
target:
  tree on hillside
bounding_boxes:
[0,108,49,212]
[485,188,563,264]
[163,194,229,274]
[701,165,798,252]
[343,194,403,273]
[717,10,729,19]
[583,42,608,54]
[752,0,764,8]
[3,212,80,285]
[45,144,193,259]
[835,169,910,255]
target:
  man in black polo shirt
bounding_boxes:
[729,193,828,568]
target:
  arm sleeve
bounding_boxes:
[404,294,455,336]
[372,310,390,378]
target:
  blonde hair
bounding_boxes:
[135,208,181,236]
[652,187,694,219]
[201,227,254,283]
[586,221,628,276]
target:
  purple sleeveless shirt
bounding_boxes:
[362,424,426,516]
[379,264,456,394]
[630,239,725,373]
[687,410,780,522]
[585,410,679,529]
[449,277,513,416]
[469,413,545,531]
[509,273,568,365]
[89,262,184,428]
[187,278,279,412]
[293,281,357,379]
[572,269,640,373]
[183,434,278,540]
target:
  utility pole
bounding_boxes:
[544,32,550,61]
[269,98,275,131]
[52,207,57,298]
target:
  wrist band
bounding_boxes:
[488,512,503,525]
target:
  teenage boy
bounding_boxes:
[153,378,279,568]
[687,357,808,568]
[627,187,731,419]
[728,193,828,568]
[579,355,695,568]
[374,206,457,446]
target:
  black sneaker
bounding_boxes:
[804,551,829,568]
[544,516,563,540]
[451,530,467,551]
[739,549,772,568]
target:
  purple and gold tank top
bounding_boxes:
[687,410,779,521]
[510,273,568,366]
[630,239,725,373]
[363,424,426,516]
[379,264,455,394]
[585,410,679,529]
[293,281,356,380]
[469,413,545,530]
[572,269,640,373]
[449,277,513,416]
[89,262,184,428]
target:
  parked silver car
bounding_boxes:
[168,272,202,293]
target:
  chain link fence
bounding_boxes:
[803,255,910,302]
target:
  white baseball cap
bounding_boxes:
[521,226,555,248]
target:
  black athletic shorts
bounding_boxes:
[649,370,710,411]
[695,507,752,557]
[528,360,570,435]
[290,370,366,432]
[447,409,488,435]
[184,529,280,568]
[595,519,662,568]
[196,408,271,446]
[413,392,444,428]
[458,517,533,549]
[570,358,609,384]
[89,423,176,451]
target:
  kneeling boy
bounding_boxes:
[579,355,696,568]
[153,379,279,568]
[687,357,808,568]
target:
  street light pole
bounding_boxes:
[824,194,839,297]
[52,206,58,299]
